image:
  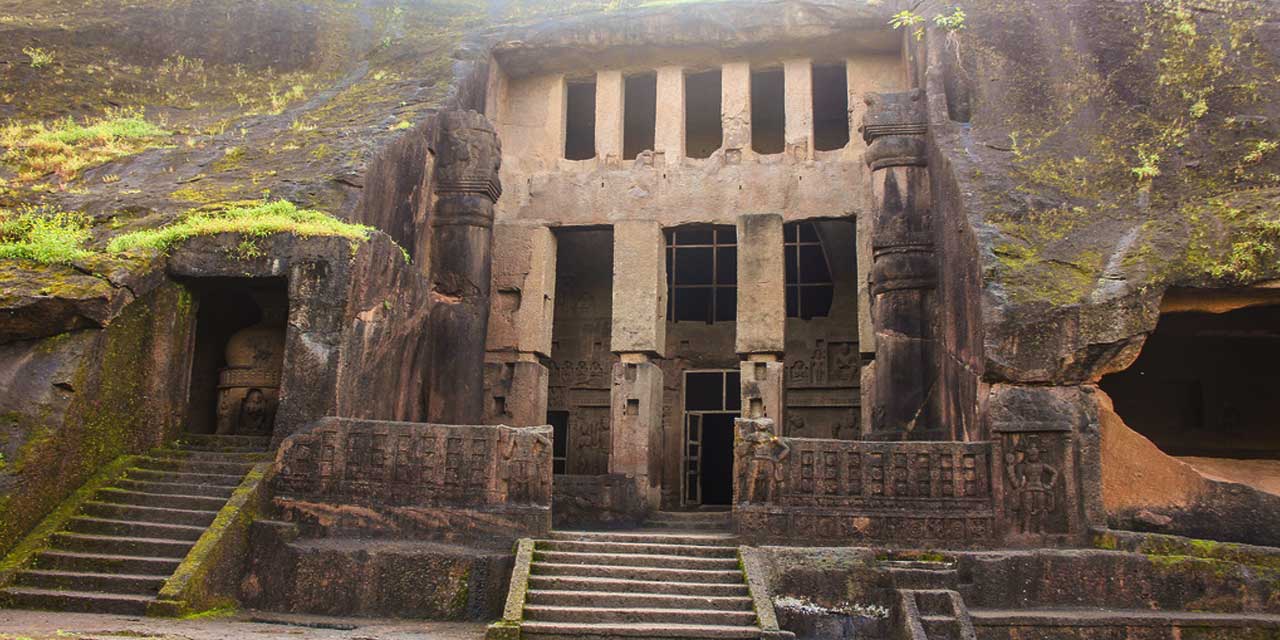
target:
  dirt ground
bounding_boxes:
[0,610,486,640]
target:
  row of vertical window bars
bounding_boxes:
[665,222,835,324]
[563,62,852,161]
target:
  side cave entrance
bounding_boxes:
[184,277,288,437]
[682,369,741,507]
[1100,295,1280,493]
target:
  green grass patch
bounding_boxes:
[107,200,375,254]
[1,113,170,182]
[0,207,93,264]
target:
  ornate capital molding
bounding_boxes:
[861,89,928,170]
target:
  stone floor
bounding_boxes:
[0,610,486,640]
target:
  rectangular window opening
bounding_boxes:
[547,410,569,475]
[564,80,597,160]
[623,72,657,160]
[666,225,737,324]
[813,63,850,151]
[685,69,722,159]
[750,67,785,155]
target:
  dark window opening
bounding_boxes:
[1100,304,1280,460]
[548,410,569,474]
[684,370,741,506]
[785,222,834,319]
[185,278,287,437]
[685,69,723,159]
[812,63,850,151]
[565,80,597,160]
[624,73,657,160]
[751,67,785,155]
[666,225,737,323]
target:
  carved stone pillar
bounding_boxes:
[736,213,786,427]
[425,111,502,425]
[861,90,943,440]
[610,354,663,510]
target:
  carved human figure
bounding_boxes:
[238,388,275,435]
[1006,443,1059,534]
[504,429,552,504]
[737,420,791,504]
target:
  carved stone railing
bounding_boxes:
[733,418,995,544]
[273,417,552,542]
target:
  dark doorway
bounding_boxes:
[685,69,722,159]
[548,410,569,475]
[812,63,850,151]
[1100,304,1280,458]
[564,79,597,160]
[684,369,741,506]
[624,72,657,160]
[751,67,785,155]
[185,278,287,436]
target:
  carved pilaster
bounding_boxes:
[861,90,944,441]
[425,111,503,425]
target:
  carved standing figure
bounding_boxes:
[504,428,552,505]
[1006,443,1059,534]
[737,419,791,504]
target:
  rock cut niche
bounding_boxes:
[684,68,722,159]
[750,67,785,155]
[184,277,287,437]
[1100,289,1280,497]
[564,78,596,161]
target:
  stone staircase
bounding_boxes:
[884,557,976,640]
[0,433,270,615]
[641,509,733,532]
[521,529,765,639]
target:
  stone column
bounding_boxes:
[860,90,943,440]
[596,70,625,167]
[721,62,752,163]
[655,66,686,167]
[484,223,557,426]
[610,221,667,509]
[425,111,502,425]
[783,59,813,161]
[736,213,786,428]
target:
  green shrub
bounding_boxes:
[0,207,93,264]
[1,114,171,182]
[107,200,375,254]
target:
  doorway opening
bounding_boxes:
[185,278,287,436]
[685,69,723,159]
[564,79,597,160]
[750,67,785,155]
[623,72,657,160]
[684,369,741,506]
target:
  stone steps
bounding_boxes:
[642,510,733,532]
[0,434,267,616]
[516,529,764,639]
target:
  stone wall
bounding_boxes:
[272,417,552,543]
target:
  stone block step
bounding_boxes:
[135,456,255,476]
[125,467,243,487]
[539,539,739,558]
[527,589,754,611]
[50,532,193,558]
[115,478,236,498]
[177,433,271,448]
[81,501,218,527]
[525,604,756,626]
[94,487,228,511]
[534,562,745,584]
[887,567,959,590]
[550,530,738,547]
[33,550,181,575]
[535,550,739,571]
[14,569,167,595]
[922,615,959,638]
[521,621,762,640]
[150,448,270,462]
[65,516,206,541]
[647,511,732,523]
[912,589,957,616]
[528,575,750,598]
[0,586,154,616]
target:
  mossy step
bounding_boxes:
[49,532,193,558]
[79,501,217,527]
[520,621,761,639]
[526,589,754,611]
[115,478,237,498]
[549,530,738,547]
[124,468,244,487]
[15,569,167,595]
[0,586,154,616]
[149,448,271,462]
[94,487,228,511]
[539,539,739,558]
[33,550,182,575]
[134,456,256,475]
[528,575,750,598]
[533,563,744,584]
[524,604,757,626]
[177,433,271,448]
[535,550,740,571]
[65,515,207,541]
